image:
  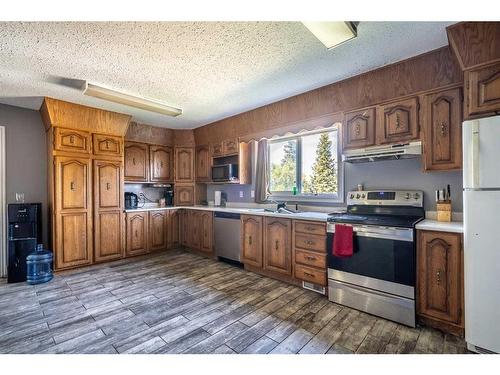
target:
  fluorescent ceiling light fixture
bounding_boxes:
[83,82,182,117]
[302,22,357,49]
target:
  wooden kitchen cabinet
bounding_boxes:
[175,147,195,182]
[169,209,180,248]
[377,97,419,145]
[188,210,201,250]
[126,211,149,256]
[422,87,463,171]
[92,134,123,157]
[180,209,190,247]
[124,141,149,182]
[93,160,123,262]
[54,128,91,154]
[150,145,173,182]
[241,215,263,268]
[465,62,500,119]
[54,157,93,269]
[210,142,223,157]
[264,217,292,276]
[199,211,213,253]
[417,230,464,336]
[149,210,169,251]
[195,145,211,182]
[222,138,239,155]
[175,184,195,206]
[343,107,376,150]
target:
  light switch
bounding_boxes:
[251,190,255,198]
[239,191,244,198]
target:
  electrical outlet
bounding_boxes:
[15,192,25,203]
[239,191,244,198]
[251,190,255,198]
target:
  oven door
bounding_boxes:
[327,223,415,292]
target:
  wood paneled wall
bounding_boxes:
[194,47,462,144]
[125,121,174,146]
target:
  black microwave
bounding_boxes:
[212,163,239,182]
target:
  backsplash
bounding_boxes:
[124,184,170,205]
[206,158,463,212]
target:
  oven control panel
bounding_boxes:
[347,190,423,207]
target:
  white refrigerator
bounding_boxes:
[463,115,500,353]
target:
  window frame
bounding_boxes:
[267,125,344,203]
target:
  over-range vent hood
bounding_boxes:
[342,141,422,163]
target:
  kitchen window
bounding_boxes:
[268,126,343,202]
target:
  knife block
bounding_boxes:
[437,201,452,222]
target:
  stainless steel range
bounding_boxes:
[327,190,424,327]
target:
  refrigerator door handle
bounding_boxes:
[471,121,480,189]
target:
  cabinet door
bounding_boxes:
[93,134,123,157]
[175,184,194,206]
[149,210,168,251]
[189,211,201,250]
[196,145,211,182]
[175,147,194,182]
[126,211,149,256]
[55,212,92,269]
[241,215,263,268]
[211,142,223,157]
[199,211,213,253]
[150,145,173,182]
[264,217,292,275]
[93,160,123,262]
[124,142,149,182]
[343,107,376,150]
[422,88,462,171]
[465,62,500,118]
[223,138,239,155]
[56,157,91,210]
[377,97,419,144]
[180,210,190,247]
[418,231,462,324]
[54,128,91,154]
[169,210,180,248]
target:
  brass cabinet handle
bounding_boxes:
[304,272,315,278]
[105,140,110,149]
[305,256,317,261]
[160,161,164,168]
[106,182,111,191]
[440,121,447,136]
[395,112,401,129]
[135,230,138,237]
[355,122,361,136]
[436,270,442,284]
[275,240,279,250]
[249,235,252,245]
[132,158,136,166]
[70,181,75,191]
[306,226,315,231]
[70,135,75,144]
[305,240,314,245]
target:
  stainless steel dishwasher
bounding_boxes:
[214,211,241,262]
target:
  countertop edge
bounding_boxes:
[415,219,464,234]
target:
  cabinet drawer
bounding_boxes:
[93,134,123,157]
[54,128,91,154]
[295,233,326,252]
[294,221,326,236]
[294,264,327,286]
[295,249,326,269]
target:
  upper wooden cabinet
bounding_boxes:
[175,184,194,206]
[150,145,173,182]
[241,215,263,268]
[422,87,463,171]
[93,160,122,210]
[56,157,91,211]
[195,145,211,182]
[93,134,123,157]
[417,230,464,336]
[210,142,223,157]
[126,211,149,257]
[54,128,91,154]
[377,97,419,145]
[465,62,500,118]
[149,210,169,251]
[263,217,292,276]
[175,147,195,183]
[223,138,239,155]
[124,141,149,182]
[343,107,376,150]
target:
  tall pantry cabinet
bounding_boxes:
[41,97,131,270]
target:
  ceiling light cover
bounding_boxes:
[302,22,357,49]
[83,82,182,117]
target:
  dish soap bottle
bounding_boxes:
[292,181,298,196]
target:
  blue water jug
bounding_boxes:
[26,244,53,285]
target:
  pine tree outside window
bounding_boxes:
[268,127,343,202]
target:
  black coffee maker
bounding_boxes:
[165,186,174,206]
[124,192,138,209]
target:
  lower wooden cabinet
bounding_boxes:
[178,209,213,253]
[94,211,123,262]
[149,210,168,251]
[189,210,201,250]
[199,211,213,253]
[263,217,292,275]
[241,215,263,268]
[417,230,464,336]
[169,209,180,248]
[126,211,149,256]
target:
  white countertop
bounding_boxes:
[415,219,464,234]
[125,205,331,222]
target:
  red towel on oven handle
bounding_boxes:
[332,224,354,257]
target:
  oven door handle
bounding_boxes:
[327,224,413,242]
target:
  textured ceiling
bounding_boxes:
[0,22,454,129]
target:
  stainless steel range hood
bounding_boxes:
[342,141,422,163]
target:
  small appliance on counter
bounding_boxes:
[435,184,452,222]
[214,191,227,207]
[124,192,138,209]
[165,185,174,206]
